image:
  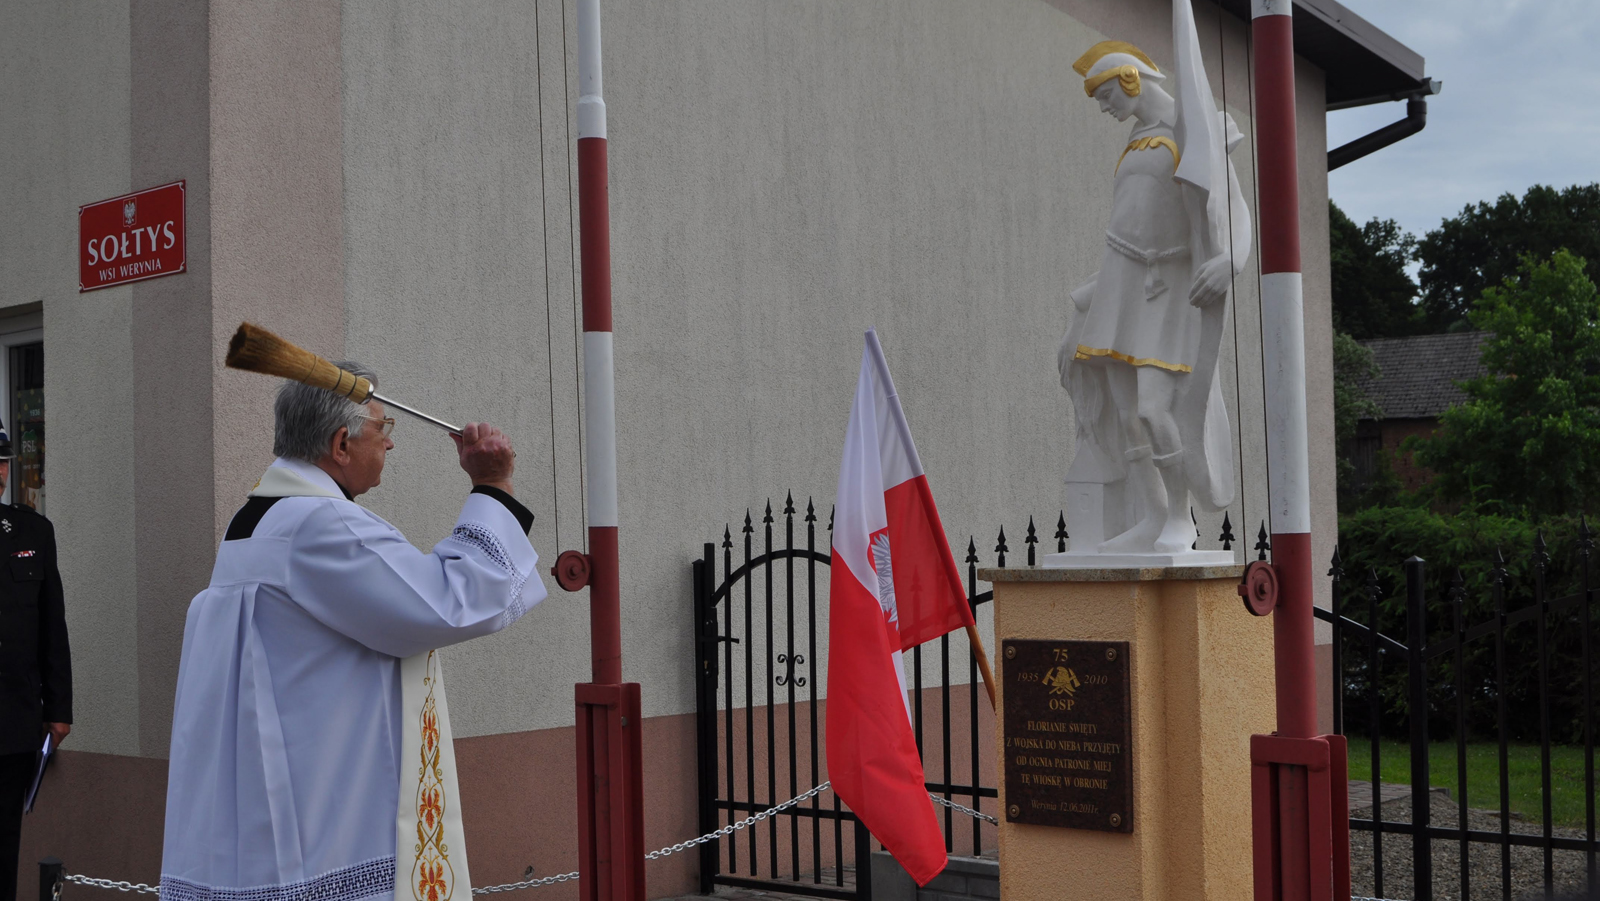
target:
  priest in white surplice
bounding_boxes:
[161,362,547,901]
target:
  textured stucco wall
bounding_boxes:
[340,0,589,738]
[0,1,139,757]
[130,0,214,758]
[338,0,1338,737]
[1298,55,1337,644]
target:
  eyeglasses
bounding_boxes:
[362,416,397,438]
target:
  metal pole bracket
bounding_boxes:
[1249,733,1351,901]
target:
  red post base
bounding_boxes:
[576,682,645,901]
[1250,733,1351,901]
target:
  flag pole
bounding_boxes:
[866,329,997,710]
[570,0,645,898]
[1248,2,1349,900]
[965,624,996,709]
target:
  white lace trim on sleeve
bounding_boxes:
[448,522,531,629]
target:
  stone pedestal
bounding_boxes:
[979,564,1274,901]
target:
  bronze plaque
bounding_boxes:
[1001,639,1132,832]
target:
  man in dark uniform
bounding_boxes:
[0,418,70,901]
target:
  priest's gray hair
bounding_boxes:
[273,361,381,462]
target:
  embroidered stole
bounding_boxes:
[248,465,474,898]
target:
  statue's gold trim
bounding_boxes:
[1072,41,1160,77]
[1084,65,1142,98]
[1115,136,1180,175]
[1075,344,1192,374]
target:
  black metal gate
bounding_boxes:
[1320,535,1600,901]
[691,495,1010,898]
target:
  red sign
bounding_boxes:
[79,180,186,292]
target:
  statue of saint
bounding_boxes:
[1056,20,1252,557]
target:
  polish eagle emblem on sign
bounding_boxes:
[123,199,137,228]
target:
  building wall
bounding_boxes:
[130,0,214,759]
[339,0,1331,738]
[0,1,139,758]
[10,0,1346,895]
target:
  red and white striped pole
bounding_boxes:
[572,0,644,898]
[576,0,620,689]
[1253,0,1315,745]
[1249,1,1349,900]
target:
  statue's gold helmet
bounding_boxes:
[1073,41,1163,98]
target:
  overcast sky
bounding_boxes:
[1326,0,1600,240]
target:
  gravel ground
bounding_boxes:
[1352,791,1598,900]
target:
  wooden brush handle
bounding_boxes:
[225,322,374,402]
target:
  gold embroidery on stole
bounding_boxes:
[412,652,455,901]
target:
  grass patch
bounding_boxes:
[1345,737,1598,828]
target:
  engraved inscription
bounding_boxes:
[1001,639,1133,832]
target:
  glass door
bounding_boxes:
[9,342,43,512]
[0,325,44,511]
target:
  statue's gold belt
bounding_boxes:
[1106,231,1189,301]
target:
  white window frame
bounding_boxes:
[0,320,44,508]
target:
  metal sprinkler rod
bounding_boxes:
[368,391,462,436]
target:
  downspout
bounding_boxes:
[1327,79,1441,171]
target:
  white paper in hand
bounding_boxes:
[23,734,52,813]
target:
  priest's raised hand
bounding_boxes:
[453,421,516,495]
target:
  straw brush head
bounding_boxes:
[225,322,374,403]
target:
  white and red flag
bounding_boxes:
[826,328,974,887]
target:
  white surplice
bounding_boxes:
[160,457,545,901]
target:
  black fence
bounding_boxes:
[691,499,1060,898]
[1322,533,1600,901]
[691,499,1600,900]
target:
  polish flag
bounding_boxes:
[826,328,974,887]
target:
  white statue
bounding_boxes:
[1052,5,1252,564]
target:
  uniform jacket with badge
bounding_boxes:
[0,503,71,756]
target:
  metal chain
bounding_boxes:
[63,876,160,895]
[471,871,579,895]
[64,781,1003,898]
[476,781,835,894]
[644,780,833,861]
[929,793,998,825]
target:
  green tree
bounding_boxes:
[1416,183,1600,330]
[1332,331,1381,510]
[1410,251,1600,516]
[1329,201,1424,339]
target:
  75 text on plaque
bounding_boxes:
[1001,639,1132,832]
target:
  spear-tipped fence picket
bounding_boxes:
[1322,524,1600,901]
[691,497,1248,898]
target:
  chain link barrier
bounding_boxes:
[470,870,580,895]
[62,876,159,896]
[642,780,833,863]
[929,793,998,825]
[59,780,1002,898]
[471,781,837,895]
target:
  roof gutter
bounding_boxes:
[1326,79,1441,171]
